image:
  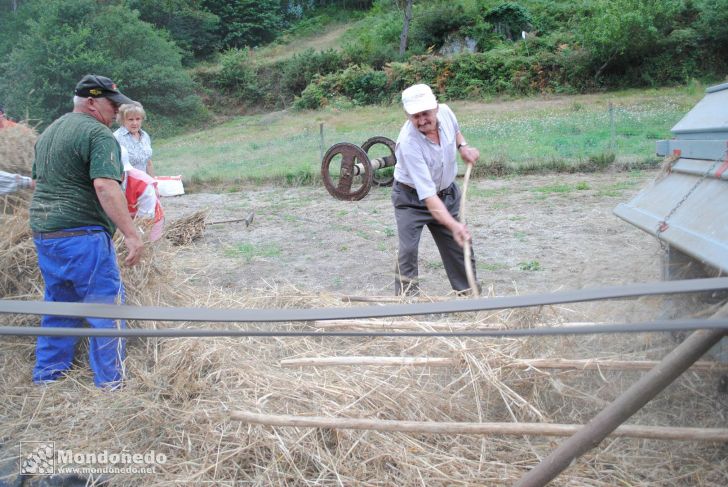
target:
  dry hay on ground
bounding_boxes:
[0,283,726,486]
[0,214,40,300]
[0,220,192,304]
[164,209,208,246]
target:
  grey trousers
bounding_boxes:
[392,181,477,295]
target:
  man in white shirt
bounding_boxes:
[392,84,480,295]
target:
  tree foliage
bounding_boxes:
[409,2,471,51]
[694,0,728,45]
[2,0,727,125]
[202,0,283,48]
[0,0,205,132]
[124,0,220,62]
[481,2,534,41]
[579,0,678,63]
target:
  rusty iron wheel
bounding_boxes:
[321,142,373,201]
[361,136,396,187]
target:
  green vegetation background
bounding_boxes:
[0,0,725,184]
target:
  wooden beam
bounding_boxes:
[280,356,457,367]
[339,296,449,303]
[279,355,728,372]
[230,411,728,442]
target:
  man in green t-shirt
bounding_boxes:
[30,74,144,389]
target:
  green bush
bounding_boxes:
[203,0,283,49]
[481,2,534,41]
[460,21,500,52]
[215,48,261,104]
[280,49,346,100]
[124,0,220,62]
[695,0,728,46]
[294,65,390,109]
[294,82,328,110]
[343,8,403,68]
[339,65,389,105]
[408,2,472,52]
[578,0,683,84]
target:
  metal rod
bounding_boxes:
[1,319,727,338]
[515,328,727,487]
[351,156,396,176]
[207,212,254,226]
[2,277,728,322]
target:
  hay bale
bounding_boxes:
[0,124,36,174]
[0,124,37,215]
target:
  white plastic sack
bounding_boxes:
[156,175,185,197]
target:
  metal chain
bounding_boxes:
[656,152,726,250]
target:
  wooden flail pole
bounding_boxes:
[515,328,728,487]
[229,411,728,442]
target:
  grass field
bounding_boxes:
[154,84,706,187]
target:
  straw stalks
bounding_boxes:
[164,209,208,246]
[1,289,726,486]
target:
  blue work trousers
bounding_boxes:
[32,226,126,388]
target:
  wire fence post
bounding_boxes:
[319,122,325,161]
[609,102,615,152]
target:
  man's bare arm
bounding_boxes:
[424,195,471,247]
[94,178,144,266]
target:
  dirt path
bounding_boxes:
[162,170,662,312]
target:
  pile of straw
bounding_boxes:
[164,209,208,246]
[0,215,39,301]
[0,125,38,302]
[0,124,36,215]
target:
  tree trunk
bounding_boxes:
[399,0,414,57]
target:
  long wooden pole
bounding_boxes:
[459,162,479,296]
[229,411,728,442]
[510,358,728,372]
[515,328,728,487]
[280,356,457,367]
[339,295,450,303]
[279,355,728,372]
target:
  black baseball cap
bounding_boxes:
[74,74,134,105]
